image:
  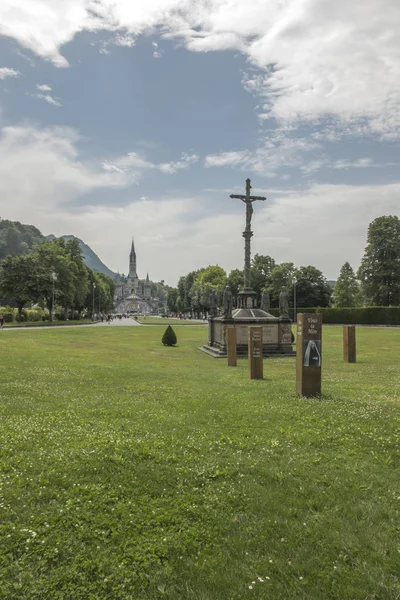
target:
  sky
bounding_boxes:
[0,0,399,285]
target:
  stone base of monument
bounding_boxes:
[200,308,295,358]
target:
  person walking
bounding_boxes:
[0,313,4,329]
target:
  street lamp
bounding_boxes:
[92,282,96,320]
[51,272,57,322]
[292,276,297,324]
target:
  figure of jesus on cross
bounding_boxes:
[230,178,266,232]
[230,178,267,292]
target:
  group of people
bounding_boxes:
[95,313,132,323]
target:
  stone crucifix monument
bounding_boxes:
[201,178,295,358]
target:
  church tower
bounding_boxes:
[129,238,137,279]
[125,237,139,295]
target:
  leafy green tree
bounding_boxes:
[167,288,178,314]
[0,254,40,320]
[35,239,77,320]
[358,216,400,306]
[251,254,276,300]
[191,265,227,314]
[227,269,244,306]
[294,266,332,308]
[268,262,295,307]
[65,239,90,314]
[332,262,363,307]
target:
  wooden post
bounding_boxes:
[343,325,356,363]
[296,313,322,397]
[248,326,263,379]
[227,326,237,367]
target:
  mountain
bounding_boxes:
[47,234,116,279]
[0,218,115,279]
[0,219,45,259]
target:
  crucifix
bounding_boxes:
[230,178,266,291]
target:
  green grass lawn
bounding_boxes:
[0,326,399,599]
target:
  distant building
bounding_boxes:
[114,239,155,313]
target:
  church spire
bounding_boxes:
[130,238,136,261]
[146,272,150,283]
[129,237,137,279]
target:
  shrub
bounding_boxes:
[24,309,44,322]
[162,325,177,346]
[3,311,14,323]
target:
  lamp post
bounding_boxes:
[92,282,96,320]
[292,276,297,324]
[51,272,57,322]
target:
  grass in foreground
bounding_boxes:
[0,326,399,599]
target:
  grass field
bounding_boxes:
[0,325,399,599]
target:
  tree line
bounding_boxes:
[167,216,400,315]
[0,237,115,321]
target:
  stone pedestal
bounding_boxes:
[296,313,322,397]
[201,309,294,358]
[343,325,356,363]
[227,327,237,367]
[248,326,263,379]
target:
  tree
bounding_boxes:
[251,254,276,300]
[227,269,244,306]
[0,254,41,320]
[268,262,295,307]
[332,262,363,307]
[167,288,178,314]
[358,216,400,306]
[190,265,227,314]
[35,239,78,319]
[293,266,332,308]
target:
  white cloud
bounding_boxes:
[205,150,251,168]
[0,67,20,79]
[0,124,127,217]
[0,0,399,134]
[36,83,52,91]
[103,150,199,178]
[205,134,320,176]
[158,152,199,173]
[32,93,62,106]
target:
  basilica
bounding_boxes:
[114,239,155,314]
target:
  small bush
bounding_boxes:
[162,325,177,346]
[3,311,14,323]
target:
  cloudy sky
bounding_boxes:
[0,0,399,285]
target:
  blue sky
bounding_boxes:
[0,0,399,285]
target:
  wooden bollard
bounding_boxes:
[248,326,263,379]
[296,313,322,397]
[227,326,237,367]
[343,325,356,363]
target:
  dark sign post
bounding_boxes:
[248,326,263,379]
[227,326,237,367]
[343,325,356,363]
[296,313,322,396]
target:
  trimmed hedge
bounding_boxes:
[268,307,400,325]
[162,325,177,346]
